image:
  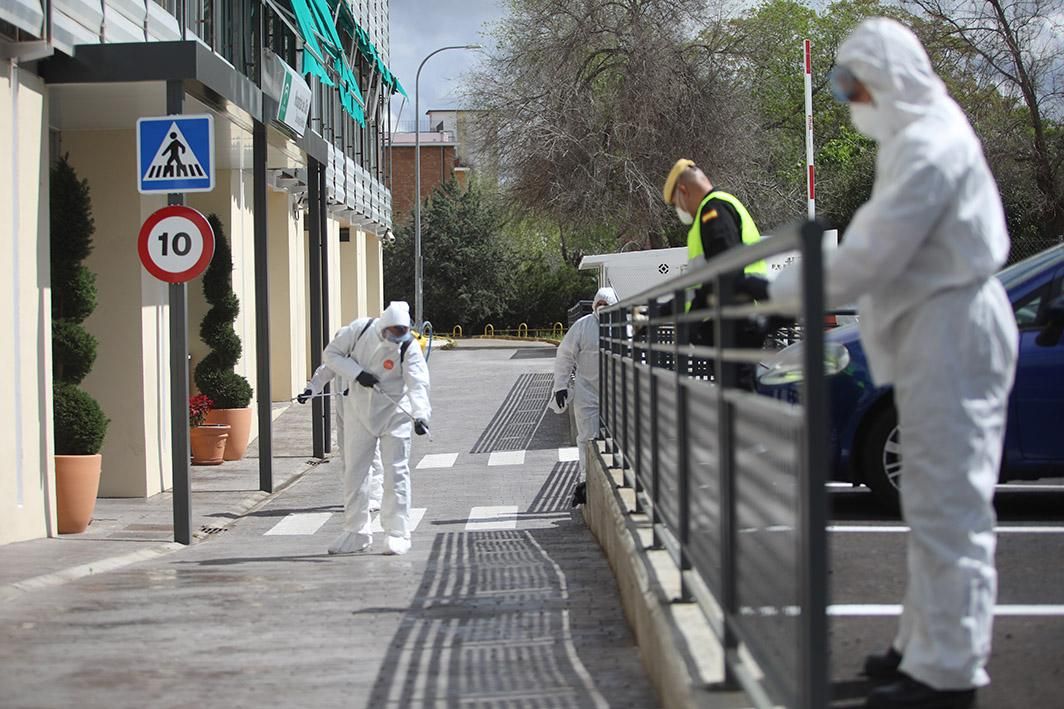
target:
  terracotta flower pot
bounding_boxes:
[190,424,230,465]
[205,407,252,460]
[55,454,102,534]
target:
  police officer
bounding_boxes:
[662,158,769,318]
[663,160,770,386]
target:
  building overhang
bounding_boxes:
[38,40,329,165]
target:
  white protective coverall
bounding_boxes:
[305,363,384,511]
[553,287,618,476]
[322,302,431,553]
[771,18,1018,690]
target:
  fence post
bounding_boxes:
[799,221,829,709]
[649,298,662,549]
[716,272,740,688]
[675,288,692,602]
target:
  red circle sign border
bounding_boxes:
[137,205,215,283]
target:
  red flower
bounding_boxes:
[189,394,214,428]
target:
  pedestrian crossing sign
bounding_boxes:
[137,114,214,194]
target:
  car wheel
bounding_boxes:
[862,406,902,511]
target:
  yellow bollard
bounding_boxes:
[452,325,463,338]
[552,322,564,338]
[484,324,495,337]
[518,323,529,338]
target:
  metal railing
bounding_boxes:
[598,221,829,709]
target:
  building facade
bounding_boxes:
[0,1,402,545]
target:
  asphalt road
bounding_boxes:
[827,481,1064,708]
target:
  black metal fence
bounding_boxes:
[598,221,830,709]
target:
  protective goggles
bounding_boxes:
[827,65,860,102]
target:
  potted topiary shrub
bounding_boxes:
[189,394,229,466]
[50,155,109,534]
[194,214,253,460]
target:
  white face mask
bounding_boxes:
[675,204,694,226]
[849,103,889,141]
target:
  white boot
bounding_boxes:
[328,530,371,555]
[385,534,411,555]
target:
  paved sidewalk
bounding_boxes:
[0,339,660,708]
[0,401,330,599]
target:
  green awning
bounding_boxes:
[289,0,365,124]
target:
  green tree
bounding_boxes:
[50,156,108,455]
[384,180,512,331]
[194,215,253,409]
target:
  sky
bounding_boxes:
[388,0,509,129]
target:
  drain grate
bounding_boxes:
[471,373,554,453]
[198,526,230,536]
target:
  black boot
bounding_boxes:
[864,646,904,680]
[865,677,976,709]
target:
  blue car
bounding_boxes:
[757,243,1064,508]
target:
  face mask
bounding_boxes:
[386,330,413,344]
[675,205,694,226]
[849,103,889,141]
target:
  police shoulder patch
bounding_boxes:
[701,209,718,224]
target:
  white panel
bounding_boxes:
[105,0,146,27]
[54,0,104,32]
[146,3,181,42]
[0,0,44,36]
[103,4,145,44]
[51,8,102,55]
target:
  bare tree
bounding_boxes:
[907,0,1064,238]
[465,0,765,255]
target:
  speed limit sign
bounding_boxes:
[137,206,215,283]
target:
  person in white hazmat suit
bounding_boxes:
[298,364,384,513]
[322,301,431,556]
[748,18,1018,709]
[552,287,619,490]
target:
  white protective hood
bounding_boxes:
[593,287,619,309]
[770,17,1010,384]
[377,301,412,335]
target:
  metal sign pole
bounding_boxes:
[167,79,191,545]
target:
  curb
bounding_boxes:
[583,443,753,709]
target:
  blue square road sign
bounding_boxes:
[137,114,215,194]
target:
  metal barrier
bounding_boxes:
[452,325,463,338]
[598,221,829,709]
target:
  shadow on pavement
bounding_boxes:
[364,460,653,708]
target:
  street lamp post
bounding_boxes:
[415,43,481,330]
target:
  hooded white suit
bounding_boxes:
[553,287,619,476]
[322,302,431,554]
[305,362,384,511]
[772,19,1018,690]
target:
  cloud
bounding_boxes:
[388,0,508,126]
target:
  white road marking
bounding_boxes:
[558,447,580,462]
[265,512,332,536]
[416,453,459,469]
[829,525,1064,534]
[829,604,1064,617]
[368,508,427,534]
[466,505,519,531]
[488,450,526,466]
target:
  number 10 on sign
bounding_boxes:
[138,206,216,283]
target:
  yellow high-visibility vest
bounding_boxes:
[687,191,768,275]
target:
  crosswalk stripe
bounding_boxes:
[416,453,459,469]
[558,447,580,462]
[265,512,332,536]
[829,604,1064,617]
[488,450,526,466]
[466,505,519,531]
[368,508,427,533]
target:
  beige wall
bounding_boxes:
[339,235,359,325]
[366,232,383,316]
[267,188,307,399]
[0,64,55,544]
[62,129,170,497]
